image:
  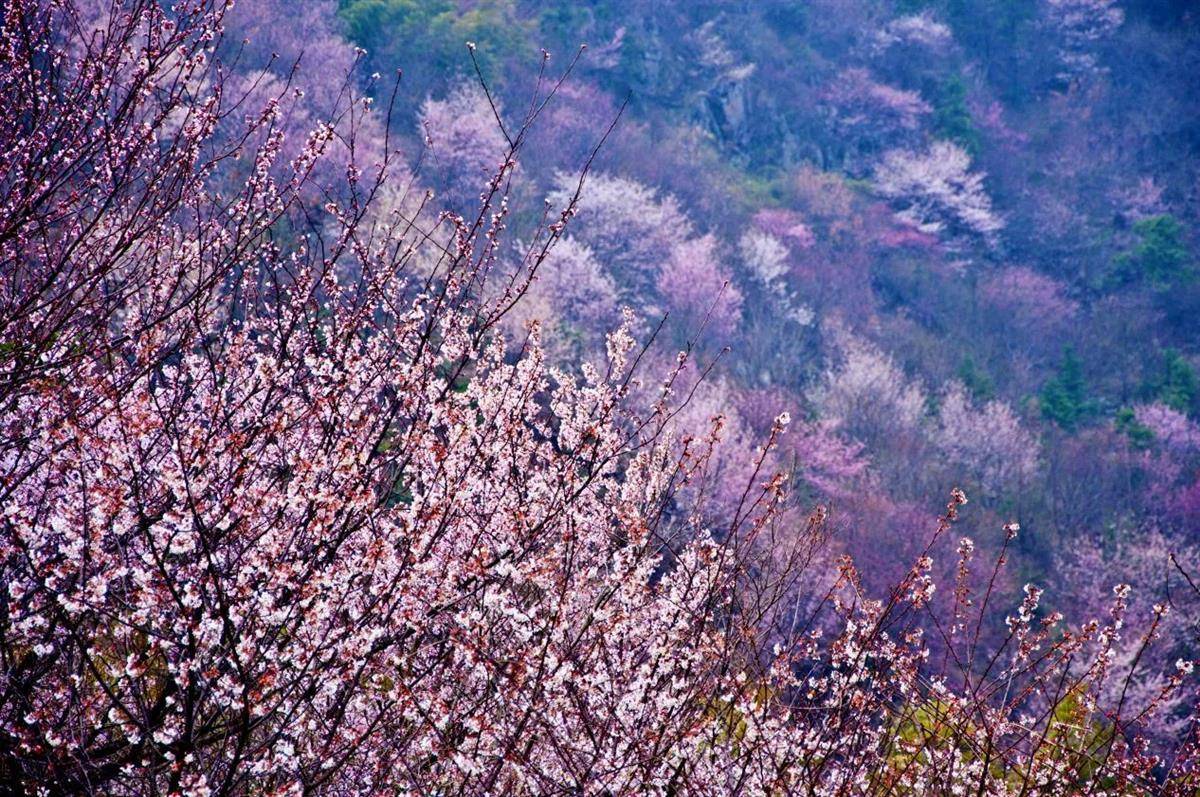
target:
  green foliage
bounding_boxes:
[1040,347,1094,431]
[891,699,975,758]
[339,0,530,95]
[882,691,1121,792]
[931,74,981,155]
[1115,407,1154,448]
[700,684,773,758]
[385,473,414,508]
[436,357,474,394]
[956,354,995,401]
[1111,214,1195,291]
[1142,348,1198,415]
[1038,688,1118,790]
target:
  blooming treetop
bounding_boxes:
[874,141,1004,249]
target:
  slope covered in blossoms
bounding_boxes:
[1,1,1199,794]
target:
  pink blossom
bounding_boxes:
[656,235,743,337]
[813,332,928,440]
[931,382,1040,493]
[1,2,1193,791]
[419,81,511,213]
[499,235,619,357]
[753,208,816,248]
[1044,0,1125,81]
[822,68,931,133]
[1135,402,1200,454]
[875,12,955,51]
[784,419,871,499]
[875,216,942,250]
[980,266,1079,330]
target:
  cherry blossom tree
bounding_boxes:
[783,420,871,501]
[1043,0,1125,82]
[874,11,955,52]
[980,266,1080,333]
[545,172,740,343]
[195,0,386,196]
[656,234,743,338]
[525,80,622,173]
[0,5,816,791]
[821,68,930,169]
[931,381,1041,494]
[545,171,692,288]
[1135,402,1200,456]
[223,1,356,101]
[497,235,618,358]
[739,227,792,288]
[868,11,956,94]
[1059,528,1200,742]
[874,141,1004,249]
[418,81,512,214]
[752,208,815,250]
[653,374,773,519]
[812,333,928,445]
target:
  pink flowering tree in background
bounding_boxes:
[752,208,816,250]
[873,11,955,53]
[1114,176,1169,221]
[738,213,816,333]
[1058,529,1200,743]
[202,0,386,196]
[498,235,618,359]
[867,11,956,98]
[812,332,928,450]
[821,68,930,173]
[809,332,944,498]
[1129,402,1200,520]
[223,0,360,111]
[656,234,743,339]
[781,419,871,502]
[419,80,512,214]
[648,372,772,521]
[980,266,1080,337]
[545,171,743,347]
[1,1,1199,794]
[739,227,793,288]
[524,79,622,174]
[1135,402,1200,457]
[546,171,691,292]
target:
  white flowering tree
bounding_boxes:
[812,334,928,447]
[874,141,1004,250]
[1043,0,1125,82]
[932,382,1041,494]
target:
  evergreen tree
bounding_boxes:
[956,354,995,401]
[1112,214,1195,291]
[1145,348,1199,416]
[1040,347,1092,430]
